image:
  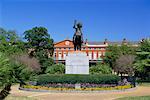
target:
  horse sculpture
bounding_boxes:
[73,20,83,51]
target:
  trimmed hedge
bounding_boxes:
[36,74,120,85]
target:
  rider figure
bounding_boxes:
[73,20,83,51]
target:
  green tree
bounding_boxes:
[0,28,40,99]
[134,38,150,79]
[0,52,12,99]
[24,26,54,56]
[0,28,25,55]
[24,27,54,73]
[90,63,112,74]
[0,53,40,99]
[104,44,136,70]
[35,50,54,73]
[104,45,120,68]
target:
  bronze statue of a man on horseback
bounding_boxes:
[73,20,83,51]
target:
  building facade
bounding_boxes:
[54,39,110,64]
[54,38,139,64]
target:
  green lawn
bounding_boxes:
[5,96,37,100]
[116,96,150,100]
[138,82,150,87]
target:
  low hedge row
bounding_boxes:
[36,74,120,85]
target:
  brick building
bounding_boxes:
[53,38,138,64]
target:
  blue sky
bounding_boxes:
[0,0,150,42]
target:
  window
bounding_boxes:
[63,52,67,59]
[93,52,97,59]
[58,52,62,60]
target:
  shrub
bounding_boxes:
[136,78,150,83]
[90,63,112,74]
[45,63,65,74]
[36,74,120,85]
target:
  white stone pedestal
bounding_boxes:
[65,51,89,74]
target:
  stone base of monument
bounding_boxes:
[65,51,89,74]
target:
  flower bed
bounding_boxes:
[40,83,117,88]
[22,84,132,91]
[24,74,133,92]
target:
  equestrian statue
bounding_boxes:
[73,20,83,51]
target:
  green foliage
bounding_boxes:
[104,44,136,76]
[36,74,120,85]
[0,52,12,87]
[36,50,54,73]
[104,45,120,67]
[45,63,65,74]
[24,27,54,73]
[0,52,31,89]
[134,38,150,78]
[24,26,54,56]
[90,63,112,74]
[104,44,136,68]
[0,52,39,99]
[41,57,54,73]
[0,28,40,99]
[116,96,150,100]
[0,28,25,55]
[10,61,32,84]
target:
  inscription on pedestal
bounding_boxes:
[65,52,89,74]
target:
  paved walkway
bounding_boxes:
[9,85,150,100]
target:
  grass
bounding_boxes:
[5,96,37,100]
[138,82,150,87]
[116,96,150,100]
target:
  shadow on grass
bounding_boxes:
[116,95,150,100]
[5,96,38,100]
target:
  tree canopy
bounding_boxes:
[0,28,40,99]
[24,27,54,73]
[24,27,54,56]
[134,38,150,78]
[0,28,25,55]
[104,44,136,68]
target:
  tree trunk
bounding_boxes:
[14,73,26,87]
[0,84,11,100]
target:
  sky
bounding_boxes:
[0,0,150,42]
